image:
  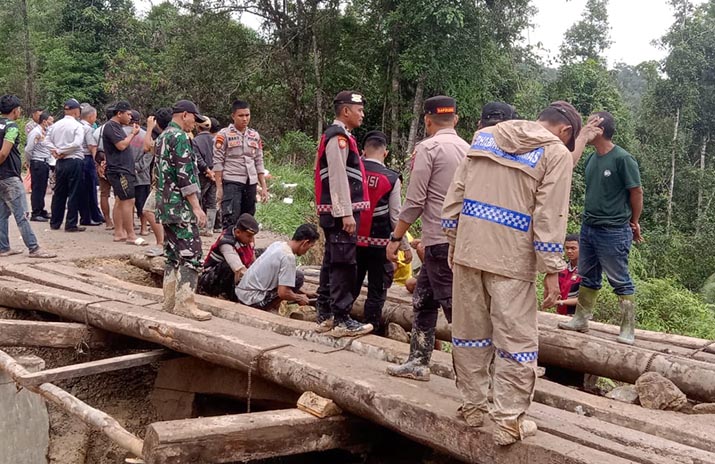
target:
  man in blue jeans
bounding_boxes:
[559,111,643,344]
[0,95,55,258]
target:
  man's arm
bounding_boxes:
[441,158,468,267]
[24,129,38,158]
[277,285,309,305]
[0,123,18,163]
[143,117,156,153]
[571,115,604,166]
[110,124,138,151]
[325,135,353,218]
[213,131,227,203]
[629,186,644,242]
[255,135,269,202]
[398,144,432,227]
[171,133,206,227]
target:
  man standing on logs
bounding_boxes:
[385,96,469,381]
[442,101,581,445]
[155,100,211,321]
[314,90,374,338]
[559,111,643,344]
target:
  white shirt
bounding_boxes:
[24,125,52,163]
[46,115,85,160]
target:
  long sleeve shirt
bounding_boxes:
[324,119,355,218]
[45,115,85,160]
[212,125,264,185]
[24,125,52,163]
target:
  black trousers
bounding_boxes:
[79,155,104,224]
[198,260,238,302]
[29,160,49,217]
[50,158,83,230]
[412,243,453,332]
[353,246,394,333]
[221,181,256,228]
[316,219,358,321]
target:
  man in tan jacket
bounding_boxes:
[442,101,581,446]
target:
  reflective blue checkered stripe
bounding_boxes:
[452,337,492,348]
[497,349,538,363]
[471,132,545,168]
[534,241,564,253]
[461,199,531,232]
[442,218,458,229]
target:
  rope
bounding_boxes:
[686,340,715,358]
[644,352,659,373]
[246,344,292,413]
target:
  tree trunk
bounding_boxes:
[405,74,426,156]
[666,107,680,236]
[697,132,709,234]
[312,31,323,140]
[389,45,400,154]
[20,0,34,108]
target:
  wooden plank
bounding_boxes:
[143,409,372,464]
[0,320,113,348]
[297,391,342,418]
[19,349,172,386]
[0,279,637,464]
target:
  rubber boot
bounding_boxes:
[386,327,435,381]
[494,419,538,446]
[201,209,217,237]
[162,264,177,312]
[558,286,599,332]
[616,295,636,345]
[173,266,212,321]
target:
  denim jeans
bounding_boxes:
[578,223,635,295]
[0,176,39,252]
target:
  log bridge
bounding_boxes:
[1,260,715,464]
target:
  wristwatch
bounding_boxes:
[389,232,403,242]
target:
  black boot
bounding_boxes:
[386,327,435,381]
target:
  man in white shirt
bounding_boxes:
[24,111,53,221]
[45,98,86,232]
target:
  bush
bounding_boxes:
[266,130,317,167]
[255,162,314,237]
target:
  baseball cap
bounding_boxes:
[64,98,81,110]
[481,102,515,124]
[424,96,457,115]
[333,91,365,106]
[539,101,582,151]
[114,101,132,112]
[209,117,221,133]
[172,99,208,124]
[0,95,22,114]
[236,213,260,233]
[130,110,141,123]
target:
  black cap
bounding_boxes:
[0,95,22,114]
[481,102,515,124]
[64,98,81,110]
[154,107,173,131]
[424,96,457,115]
[543,101,582,151]
[209,117,221,133]
[172,99,207,123]
[114,101,132,112]
[333,91,365,106]
[236,213,260,233]
[130,110,141,123]
[363,130,388,146]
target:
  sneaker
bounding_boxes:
[30,216,48,222]
[494,420,538,446]
[0,249,22,257]
[29,248,57,259]
[145,246,164,257]
[315,316,335,333]
[65,226,86,232]
[329,317,373,338]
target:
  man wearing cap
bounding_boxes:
[313,90,374,337]
[155,99,210,321]
[0,95,56,258]
[559,111,643,345]
[385,95,469,380]
[198,213,258,301]
[192,116,218,236]
[474,102,517,137]
[441,101,581,445]
[353,130,410,334]
[214,100,268,229]
[45,98,87,232]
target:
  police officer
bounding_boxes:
[314,90,373,338]
[213,100,268,229]
[353,130,410,334]
[155,100,211,321]
[385,95,469,381]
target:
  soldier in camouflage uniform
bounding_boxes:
[155,100,211,321]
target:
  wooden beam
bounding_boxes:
[19,349,172,386]
[143,409,372,464]
[0,320,112,348]
[0,349,143,459]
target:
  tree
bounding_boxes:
[559,0,612,64]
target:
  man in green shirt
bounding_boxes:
[559,111,643,344]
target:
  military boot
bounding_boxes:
[558,286,599,333]
[386,327,435,381]
[201,209,218,237]
[616,295,636,345]
[172,266,212,321]
[162,264,178,312]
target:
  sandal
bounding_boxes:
[127,237,149,246]
[145,246,164,257]
[0,249,22,257]
[105,225,115,230]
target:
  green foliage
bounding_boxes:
[254,162,314,237]
[267,131,317,167]
[559,0,612,64]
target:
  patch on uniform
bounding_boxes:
[215,134,225,148]
[435,106,455,114]
[338,137,348,149]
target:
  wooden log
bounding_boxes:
[0,320,112,348]
[297,391,342,418]
[20,349,172,386]
[0,279,639,464]
[143,409,372,464]
[0,349,144,458]
[23,263,715,453]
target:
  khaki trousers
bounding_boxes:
[451,263,538,434]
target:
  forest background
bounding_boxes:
[2,0,715,338]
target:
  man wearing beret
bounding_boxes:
[441,101,581,445]
[313,90,374,337]
[385,96,469,379]
[353,130,411,334]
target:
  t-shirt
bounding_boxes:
[235,241,297,305]
[583,145,641,226]
[0,118,21,180]
[124,126,149,185]
[103,120,134,176]
[557,262,581,315]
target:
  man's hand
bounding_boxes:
[205,169,216,182]
[401,248,413,265]
[342,215,356,234]
[631,221,644,243]
[146,116,156,132]
[386,240,400,263]
[260,187,269,203]
[542,273,560,309]
[234,267,247,284]
[131,123,140,135]
[579,115,604,144]
[193,206,207,228]
[295,294,310,306]
[448,245,455,269]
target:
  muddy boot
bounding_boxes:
[386,328,435,381]
[201,209,218,237]
[458,402,487,427]
[173,266,212,321]
[162,264,178,312]
[494,419,538,446]
[616,295,636,345]
[558,286,598,333]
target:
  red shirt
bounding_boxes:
[557,262,581,315]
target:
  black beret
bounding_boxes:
[424,95,457,115]
[363,130,387,145]
[333,91,366,105]
[236,213,260,233]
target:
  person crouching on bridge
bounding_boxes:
[442,101,581,445]
[198,213,258,301]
